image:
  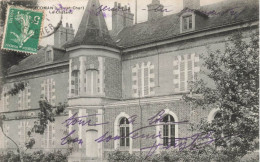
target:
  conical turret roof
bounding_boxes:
[64,0,117,48]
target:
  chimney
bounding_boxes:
[147,0,164,21]
[112,2,134,34]
[183,0,200,9]
[54,22,75,48]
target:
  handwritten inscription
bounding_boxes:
[184,7,242,17]
[61,109,237,158]
[62,113,109,128]
[61,113,109,145]
[61,130,83,145]
[141,132,241,159]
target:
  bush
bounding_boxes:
[107,146,248,162]
[0,150,68,162]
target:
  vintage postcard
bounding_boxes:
[0,0,258,162]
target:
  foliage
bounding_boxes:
[0,99,68,162]
[108,146,258,162]
[108,150,144,162]
[25,99,68,149]
[0,150,68,162]
[4,82,26,96]
[183,30,259,158]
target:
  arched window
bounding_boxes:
[119,117,130,147]
[71,70,80,96]
[162,114,175,146]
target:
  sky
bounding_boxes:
[39,0,224,46]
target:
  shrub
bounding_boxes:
[107,146,251,162]
[0,150,68,162]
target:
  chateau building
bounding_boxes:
[0,0,258,161]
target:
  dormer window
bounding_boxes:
[180,12,195,33]
[183,15,192,30]
[45,50,53,62]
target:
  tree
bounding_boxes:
[184,29,259,161]
[0,98,69,162]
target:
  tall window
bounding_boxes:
[18,86,31,110]
[85,69,98,95]
[42,123,55,148]
[71,70,80,96]
[119,117,130,147]
[183,15,192,30]
[1,87,9,112]
[41,79,55,105]
[132,62,155,97]
[19,121,30,146]
[173,53,200,92]
[162,115,175,146]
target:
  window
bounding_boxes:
[41,79,55,105]
[183,15,192,30]
[132,62,155,97]
[85,69,98,95]
[42,123,55,148]
[46,50,53,62]
[18,86,31,110]
[1,87,9,112]
[71,70,80,96]
[18,121,30,146]
[162,115,175,146]
[119,117,130,147]
[173,53,200,92]
[114,112,133,152]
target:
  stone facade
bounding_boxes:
[0,0,258,161]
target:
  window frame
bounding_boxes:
[119,117,130,148]
[85,68,99,95]
[114,112,133,153]
[156,109,178,152]
[180,12,195,33]
[162,114,175,146]
[71,70,80,96]
[45,50,53,62]
[132,62,155,98]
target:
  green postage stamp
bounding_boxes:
[1,6,44,54]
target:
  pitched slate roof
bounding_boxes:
[64,0,116,48]
[9,46,68,74]
[7,0,258,75]
[115,0,259,48]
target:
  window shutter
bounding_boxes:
[173,56,180,92]
[180,56,186,91]
[144,67,149,96]
[132,65,138,97]
[187,55,193,90]
[138,68,142,96]
[52,124,55,146]
[51,80,55,106]
[27,86,31,109]
[18,92,22,110]
[194,53,200,79]
[149,64,155,95]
